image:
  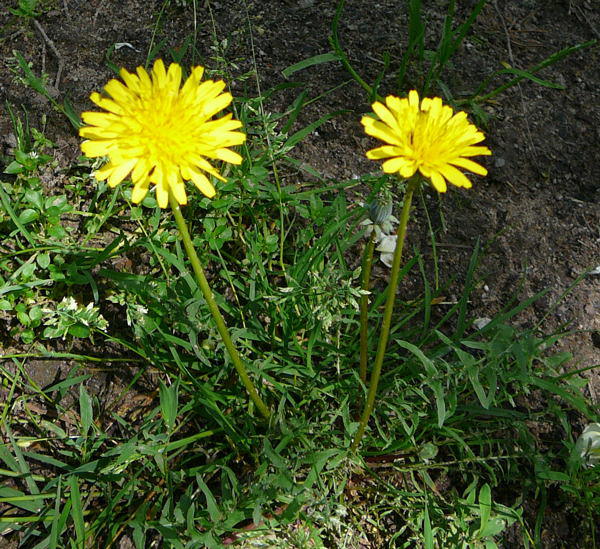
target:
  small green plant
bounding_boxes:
[42,296,108,340]
[9,51,81,129]
[9,0,39,18]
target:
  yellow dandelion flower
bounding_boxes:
[79,59,246,208]
[361,90,491,192]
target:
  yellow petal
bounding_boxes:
[202,123,246,147]
[105,79,133,103]
[79,126,117,140]
[399,162,417,178]
[188,155,226,181]
[155,179,169,209]
[150,163,164,185]
[426,97,443,120]
[218,118,244,132]
[202,92,232,120]
[181,65,205,96]
[427,170,448,192]
[451,111,468,126]
[460,146,492,157]
[94,162,116,181]
[385,95,405,117]
[188,169,216,198]
[219,131,246,147]
[366,145,402,160]
[438,164,473,188]
[131,178,150,203]
[81,111,114,127]
[107,158,137,187]
[136,65,152,90]
[89,92,124,115]
[362,119,403,146]
[165,62,182,92]
[81,139,111,157]
[408,90,420,109]
[131,157,151,183]
[450,157,488,175]
[119,68,140,93]
[197,80,226,103]
[371,101,398,130]
[214,148,242,164]
[382,157,413,174]
[152,59,167,84]
[170,178,188,206]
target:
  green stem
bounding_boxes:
[350,176,420,452]
[330,0,377,99]
[359,230,376,384]
[169,193,271,420]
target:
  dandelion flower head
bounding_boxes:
[80,59,246,208]
[362,90,491,192]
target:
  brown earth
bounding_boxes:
[0,0,599,547]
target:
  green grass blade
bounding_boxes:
[68,476,85,549]
[282,53,340,79]
[476,39,597,102]
[282,110,348,152]
[13,51,51,100]
[6,426,40,499]
[329,0,375,97]
[62,97,83,130]
[398,0,425,90]
[528,376,594,418]
[48,478,67,549]
[423,504,434,549]
[79,384,93,438]
[0,182,36,247]
[159,380,179,433]
[478,483,492,537]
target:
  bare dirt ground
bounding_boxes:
[0,0,599,546]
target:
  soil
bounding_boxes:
[0,0,599,547]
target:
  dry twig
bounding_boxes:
[32,18,64,89]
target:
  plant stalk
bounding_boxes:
[350,176,420,452]
[359,230,376,384]
[169,192,271,419]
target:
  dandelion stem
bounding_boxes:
[359,230,376,384]
[169,192,271,420]
[351,176,420,452]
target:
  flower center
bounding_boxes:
[130,96,193,164]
